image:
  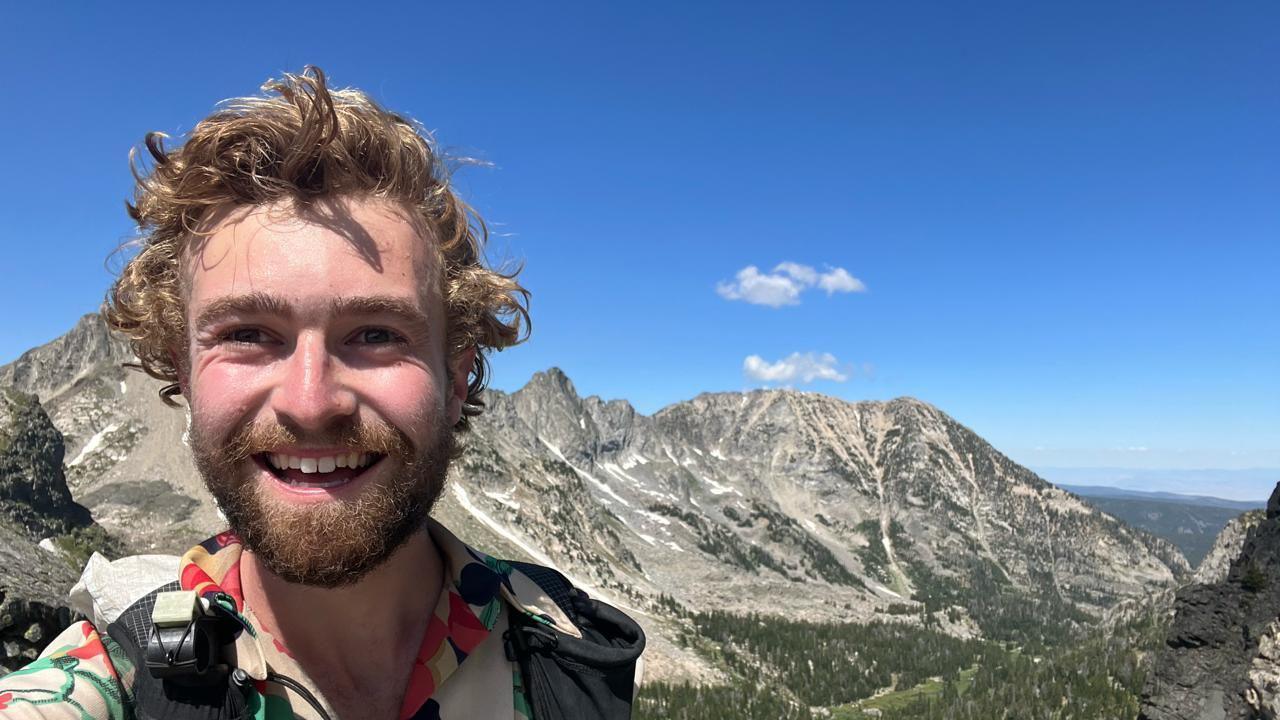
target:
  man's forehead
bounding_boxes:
[183,197,444,315]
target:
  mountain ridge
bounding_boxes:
[0,314,1192,682]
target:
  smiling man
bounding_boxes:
[0,69,643,719]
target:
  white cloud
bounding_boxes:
[817,267,867,294]
[773,261,818,286]
[743,352,849,384]
[715,266,804,307]
[717,262,866,307]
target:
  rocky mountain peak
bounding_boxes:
[0,313,134,403]
[522,366,579,399]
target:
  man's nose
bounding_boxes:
[271,332,357,429]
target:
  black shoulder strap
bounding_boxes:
[105,582,246,720]
[508,560,578,617]
[503,560,645,720]
[108,581,181,655]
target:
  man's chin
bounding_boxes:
[223,475,443,589]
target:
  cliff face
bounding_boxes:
[1141,484,1280,719]
[0,389,91,536]
[0,389,95,674]
[1195,509,1268,586]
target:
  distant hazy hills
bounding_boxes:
[1039,467,1278,505]
[1064,484,1265,567]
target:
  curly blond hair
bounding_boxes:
[104,67,529,431]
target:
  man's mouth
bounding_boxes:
[254,451,385,489]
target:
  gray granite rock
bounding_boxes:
[1141,482,1280,719]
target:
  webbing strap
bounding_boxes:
[113,580,181,651]
[508,560,579,619]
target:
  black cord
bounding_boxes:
[267,670,334,720]
[153,617,197,665]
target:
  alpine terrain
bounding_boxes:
[1,314,1194,713]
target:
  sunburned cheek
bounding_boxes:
[365,366,445,410]
[190,367,264,421]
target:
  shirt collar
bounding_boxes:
[175,518,579,655]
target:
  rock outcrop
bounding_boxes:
[1140,483,1280,719]
[0,389,91,536]
[0,389,96,674]
[0,522,80,674]
[1195,509,1267,586]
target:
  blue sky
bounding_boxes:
[1,1,1276,488]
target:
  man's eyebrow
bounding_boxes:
[192,294,429,332]
[328,296,431,330]
[193,292,292,331]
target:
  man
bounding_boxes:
[0,68,642,719]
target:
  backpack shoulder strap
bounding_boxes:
[507,560,579,620]
[107,581,181,654]
[105,582,245,720]
[501,560,645,720]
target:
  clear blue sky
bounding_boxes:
[1,1,1276,481]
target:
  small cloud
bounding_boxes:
[773,261,819,286]
[743,352,849,384]
[717,262,866,307]
[716,266,804,307]
[817,267,867,295]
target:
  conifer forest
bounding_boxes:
[635,597,1168,720]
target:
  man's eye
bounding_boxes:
[353,328,405,345]
[224,328,269,344]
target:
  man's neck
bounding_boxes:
[239,528,445,692]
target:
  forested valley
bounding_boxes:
[635,596,1168,720]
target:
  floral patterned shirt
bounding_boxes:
[0,519,581,719]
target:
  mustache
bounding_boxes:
[222,418,414,464]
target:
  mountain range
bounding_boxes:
[0,313,1197,682]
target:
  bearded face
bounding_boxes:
[189,410,455,588]
[178,198,468,588]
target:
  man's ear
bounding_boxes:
[448,346,478,426]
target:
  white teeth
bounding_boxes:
[265,451,377,475]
